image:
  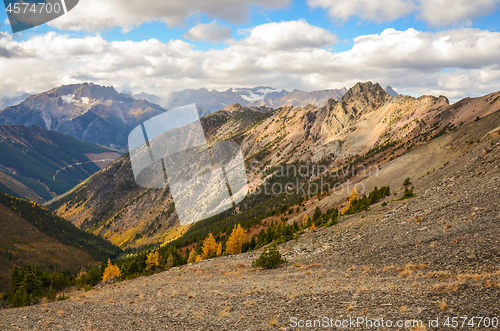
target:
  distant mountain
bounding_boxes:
[230,86,288,103]
[161,86,287,112]
[162,86,346,112]
[0,83,167,150]
[133,92,162,105]
[0,125,120,203]
[384,86,399,97]
[161,87,250,112]
[247,88,347,108]
[0,93,31,109]
[48,82,500,250]
[0,192,122,291]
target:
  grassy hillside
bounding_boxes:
[0,202,103,292]
[0,193,122,266]
[0,125,120,202]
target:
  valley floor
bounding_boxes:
[1,139,500,330]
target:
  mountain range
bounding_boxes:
[0,83,399,152]
[46,81,500,250]
[0,83,167,150]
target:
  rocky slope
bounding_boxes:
[2,126,498,330]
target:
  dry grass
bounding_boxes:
[397,263,428,277]
[439,299,448,310]
[400,305,407,313]
[426,270,452,279]
[219,308,230,318]
[268,315,278,327]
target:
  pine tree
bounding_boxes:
[10,265,22,292]
[200,233,218,260]
[20,270,42,296]
[251,244,287,269]
[225,224,247,255]
[102,259,121,282]
[313,207,322,222]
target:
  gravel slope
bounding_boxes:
[1,136,499,331]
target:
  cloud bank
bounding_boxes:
[1,23,500,100]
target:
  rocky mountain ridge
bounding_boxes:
[47,81,500,250]
[0,83,167,150]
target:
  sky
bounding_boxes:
[1,0,500,101]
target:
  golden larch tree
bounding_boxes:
[200,233,218,259]
[301,214,309,226]
[187,249,197,264]
[166,254,174,269]
[145,250,160,271]
[225,224,247,255]
[216,242,223,256]
[102,259,120,282]
[341,186,358,215]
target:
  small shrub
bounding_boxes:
[381,201,388,206]
[403,178,412,186]
[252,244,287,269]
[46,287,56,302]
[56,294,69,301]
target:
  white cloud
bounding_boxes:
[236,19,337,50]
[307,0,416,23]
[418,0,500,27]
[48,0,291,32]
[183,21,232,43]
[307,0,500,27]
[1,26,500,100]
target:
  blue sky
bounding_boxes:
[1,0,500,100]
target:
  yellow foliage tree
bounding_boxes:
[341,187,358,215]
[166,254,174,269]
[195,254,203,262]
[301,214,309,226]
[102,259,120,282]
[200,233,218,259]
[187,249,197,264]
[216,243,223,256]
[225,224,247,255]
[145,250,160,271]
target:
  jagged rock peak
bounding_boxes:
[342,81,388,101]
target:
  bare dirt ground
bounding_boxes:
[1,134,499,330]
[84,152,121,169]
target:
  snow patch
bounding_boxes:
[61,94,75,104]
[81,97,90,104]
[41,111,52,130]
